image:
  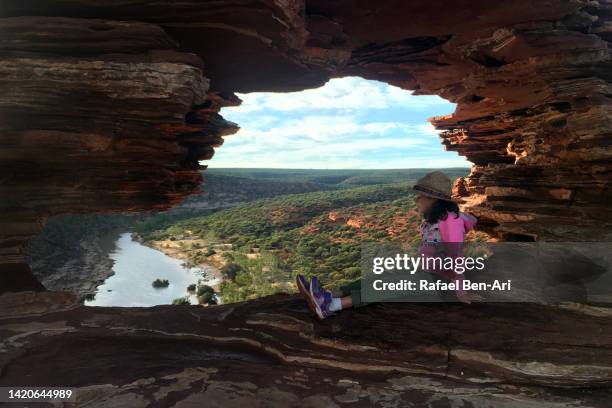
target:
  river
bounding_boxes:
[85,233,220,307]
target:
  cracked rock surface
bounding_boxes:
[1,292,612,407]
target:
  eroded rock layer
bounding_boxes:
[331,1,612,241]
[1,292,612,406]
[0,16,239,273]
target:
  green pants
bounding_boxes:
[340,279,370,308]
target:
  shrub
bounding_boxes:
[220,263,242,281]
[152,279,169,288]
[172,297,190,305]
[196,284,217,305]
[187,283,196,292]
[196,284,215,297]
[197,292,216,305]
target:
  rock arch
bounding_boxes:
[0,1,611,405]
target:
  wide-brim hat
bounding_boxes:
[411,171,455,202]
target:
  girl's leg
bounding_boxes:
[338,279,369,308]
[327,295,352,312]
[299,275,365,319]
[341,296,353,308]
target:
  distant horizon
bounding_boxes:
[204,166,471,170]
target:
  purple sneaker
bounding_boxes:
[298,274,320,318]
[296,274,309,297]
[309,276,332,320]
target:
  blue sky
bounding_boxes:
[204,77,471,169]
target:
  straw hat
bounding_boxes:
[412,171,455,202]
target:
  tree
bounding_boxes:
[196,284,217,305]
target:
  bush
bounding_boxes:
[187,283,196,292]
[196,284,217,305]
[197,292,217,305]
[152,279,169,288]
[196,284,215,296]
[220,263,242,281]
[205,247,216,257]
[172,297,190,305]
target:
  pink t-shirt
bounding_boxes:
[420,211,478,298]
[438,211,478,242]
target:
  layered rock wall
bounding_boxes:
[332,1,612,240]
[0,16,239,280]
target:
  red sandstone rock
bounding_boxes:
[346,218,363,229]
[1,291,612,406]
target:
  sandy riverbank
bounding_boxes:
[131,233,226,291]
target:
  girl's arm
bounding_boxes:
[439,216,468,297]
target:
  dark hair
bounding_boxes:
[424,199,460,224]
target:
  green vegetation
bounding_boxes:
[196,284,217,305]
[141,181,433,302]
[152,279,170,288]
[220,263,241,281]
[140,182,414,241]
[204,167,469,186]
[172,297,191,305]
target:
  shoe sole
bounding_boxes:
[296,275,309,297]
[296,275,324,320]
[309,282,326,320]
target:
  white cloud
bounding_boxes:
[202,76,465,169]
[223,77,452,114]
[415,122,442,137]
[222,116,439,151]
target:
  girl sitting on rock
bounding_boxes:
[297,171,481,320]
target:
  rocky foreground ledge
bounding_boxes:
[1,291,611,407]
